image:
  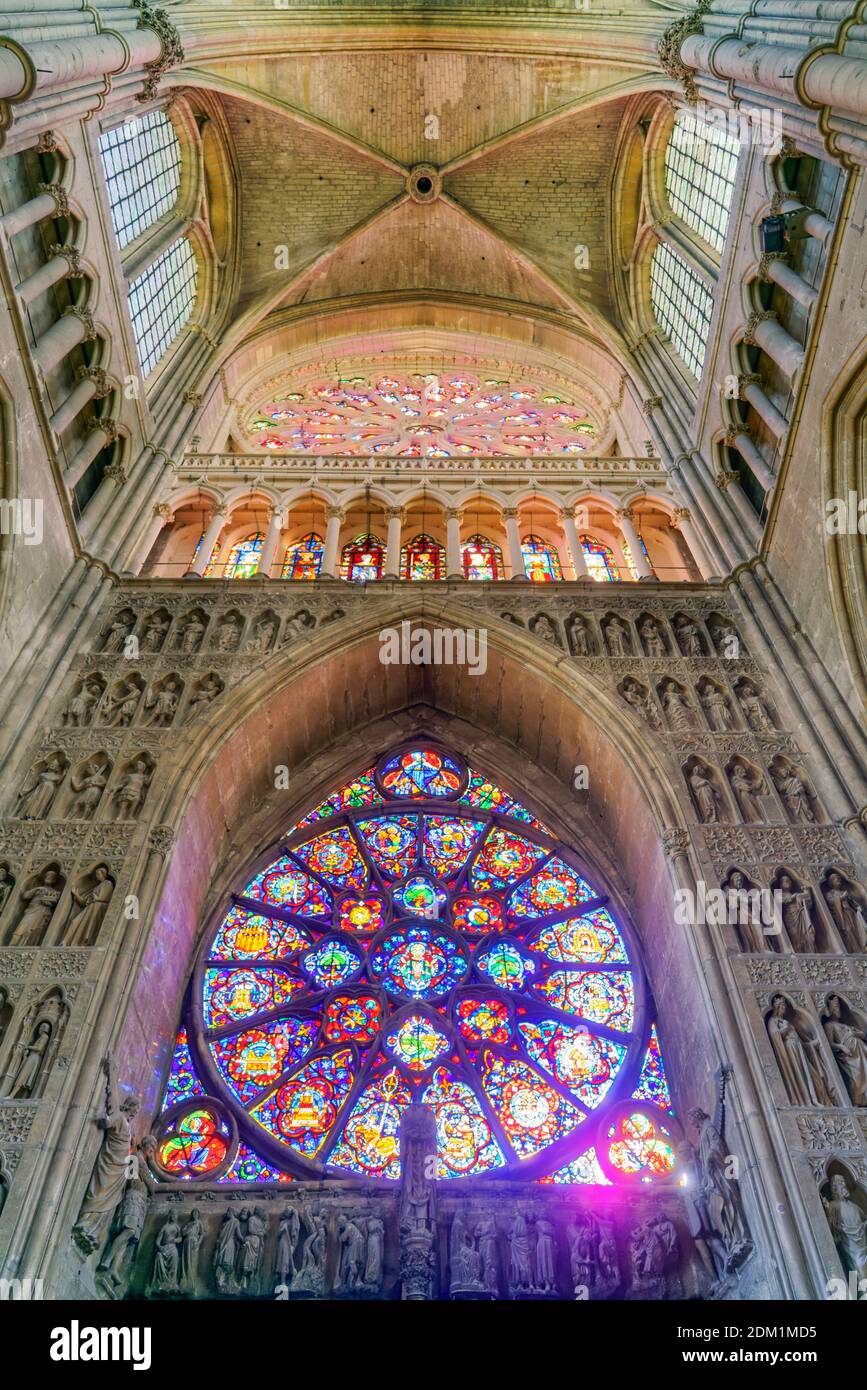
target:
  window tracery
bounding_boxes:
[282,533,324,580]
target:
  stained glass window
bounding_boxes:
[211,532,263,580]
[521,534,562,583]
[158,742,670,1184]
[250,374,597,456]
[621,535,652,582]
[127,236,198,377]
[340,534,384,583]
[650,242,714,380]
[401,533,445,581]
[580,534,621,583]
[282,532,324,580]
[462,534,503,581]
[664,110,740,254]
[98,111,182,250]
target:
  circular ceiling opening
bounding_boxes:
[408,164,441,203]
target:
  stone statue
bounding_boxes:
[8,868,63,946]
[180,1210,204,1293]
[689,766,722,823]
[101,611,135,653]
[65,866,114,947]
[823,1174,867,1279]
[399,1105,437,1299]
[111,759,152,821]
[62,679,102,727]
[629,1212,680,1297]
[661,680,695,730]
[285,610,314,641]
[569,616,592,656]
[596,1219,619,1294]
[709,618,739,655]
[675,615,704,656]
[274,1205,300,1287]
[476,1212,499,1294]
[249,615,277,654]
[567,1216,595,1293]
[3,1019,53,1099]
[687,1070,753,1277]
[766,995,835,1107]
[640,617,666,656]
[508,1210,533,1292]
[449,1209,484,1294]
[214,1207,242,1293]
[177,613,206,653]
[96,1135,155,1295]
[186,675,223,719]
[290,1207,328,1295]
[605,616,631,656]
[73,1057,142,1256]
[532,615,559,646]
[363,1213,385,1291]
[777,875,815,953]
[149,1212,182,1294]
[533,1215,557,1293]
[236,1205,268,1292]
[16,755,66,819]
[822,995,867,1106]
[215,614,243,652]
[725,870,767,954]
[336,1213,367,1292]
[772,766,817,823]
[737,685,774,732]
[621,679,662,730]
[676,1139,725,1287]
[140,613,169,653]
[728,764,767,824]
[0,863,14,915]
[700,684,734,731]
[823,873,867,953]
[143,678,182,727]
[100,679,141,727]
[68,757,110,820]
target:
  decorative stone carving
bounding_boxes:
[532,1214,557,1294]
[175,610,208,653]
[133,0,186,104]
[638,616,668,657]
[149,1211,182,1293]
[96,1135,155,1296]
[185,673,224,720]
[766,994,836,1106]
[73,1057,142,1256]
[822,995,867,1106]
[797,1114,860,1150]
[62,678,104,728]
[697,679,735,731]
[727,760,771,824]
[823,872,867,953]
[823,1174,867,1279]
[687,1068,753,1281]
[1,988,67,1099]
[775,872,817,953]
[686,759,726,824]
[363,1213,385,1292]
[100,610,136,653]
[603,615,632,657]
[99,677,144,728]
[662,828,690,859]
[274,1205,300,1288]
[449,1208,485,1295]
[674,614,705,657]
[567,614,595,656]
[475,1211,499,1295]
[657,0,712,102]
[399,1104,437,1300]
[68,754,112,820]
[142,675,183,727]
[65,864,114,946]
[619,678,662,730]
[335,1212,367,1293]
[139,610,170,653]
[110,756,154,822]
[7,866,65,946]
[0,862,15,917]
[288,1206,328,1295]
[236,1206,267,1293]
[248,612,279,655]
[16,753,68,819]
[214,612,244,653]
[660,679,697,731]
[771,759,819,825]
[214,1207,242,1294]
[628,1211,681,1298]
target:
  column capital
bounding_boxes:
[88,416,119,442]
[75,365,113,399]
[64,306,97,341]
[502,507,519,521]
[669,506,691,528]
[657,2,712,103]
[326,506,345,522]
[183,389,204,408]
[49,243,84,278]
[614,507,636,525]
[736,373,762,396]
[758,252,789,281]
[642,396,663,416]
[715,469,740,491]
[133,0,185,105]
[35,131,59,155]
[153,502,172,520]
[446,507,464,522]
[38,182,70,218]
[743,310,777,345]
[724,426,750,448]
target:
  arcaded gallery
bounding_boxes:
[0,0,866,1334]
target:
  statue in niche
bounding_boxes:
[823,1174,867,1280]
[8,868,63,946]
[214,1207,242,1293]
[676,1139,726,1289]
[335,1213,366,1292]
[0,863,15,915]
[65,865,114,947]
[476,1212,499,1295]
[215,614,243,652]
[629,1212,680,1297]
[675,615,704,656]
[689,765,723,823]
[180,1210,204,1293]
[531,615,559,646]
[73,1057,141,1256]
[568,616,593,655]
[737,684,774,733]
[140,612,170,653]
[777,874,816,953]
[62,679,103,727]
[661,680,695,730]
[597,1219,619,1294]
[399,1104,437,1300]
[700,684,735,731]
[177,613,206,653]
[823,873,867,953]
[822,995,867,1106]
[604,616,631,657]
[68,756,110,820]
[143,677,182,728]
[100,678,143,728]
[687,1069,753,1277]
[772,765,817,824]
[185,675,223,720]
[96,1135,155,1296]
[363,1213,385,1292]
[532,1215,557,1294]
[274,1205,300,1288]
[16,754,66,819]
[639,617,666,657]
[149,1211,182,1294]
[249,614,277,654]
[728,764,768,824]
[236,1206,267,1293]
[321,609,344,625]
[766,994,836,1107]
[111,759,152,821]
[285,610,315,642]
[621,680,662,730]
[449,1210,484,1294]
[289,1207,328,1295]
[508,1209,533,1293]
[725,869,768,954]
[567,1216,595,1292]
[709,617,740,656]
[101,611,135,653]
[1,991,65,1099]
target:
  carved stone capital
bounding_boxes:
[89,416,119,443]
[153,502,172,520]
[736,373,762,397]
[715,470,740,491]
[35,131,59,154]
[75,365,113,399]
[103,461,127,486]
[657,0,712,103]
[669,507,691,528]
[38,182,69,218]
[49,243,84,277]
[642,396,663,416]
[133,1,185,104]
[758,253,789,281]
[64,306,97,341]
[183,389,203,408]
[661,828,690,860]
[148,826,175,858]
[743,310,777,346]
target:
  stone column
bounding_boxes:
[615,508,656,580]
[50,367,112,437]
[398,1105,437,1301]
[385,508,403,578]
[725,429,775,494]
[15,244,83,306]
[669,507,715,581]
[715,470,763,543]
[320,507,343,578]
[256,509,285,579]
[559,510,591,580]
[64,418,119,490]
[738,376,788,441]
[186,506,228,578]
[760,255,818,312]
[0,184,66,238]
[33,306,97,376]
[131,504,173,574]
[503,508,524,580]
[446,508,463,578]
[744,312,805,379]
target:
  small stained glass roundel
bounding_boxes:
[167,742,672,1184]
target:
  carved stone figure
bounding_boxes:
[772,766,817,823]
[700,684,734,731]
[140,613,170,653]
[605,616,631,656]
[96,1136,155,1294]
[101,611,135,653]
[450,1210,484,1294]
[62,679,102,727]
[737,685,774,732]
[596,1219,619,1293]
[144,678,182,727]
[676,1139,725,1287]
[766,995,835,1107]
[823,1175,867,1279]
[179,1209,204,1292]
[214,1207,242,1293]
[177,614,206,653]
[728,764,768,823]
[149,1212,182,1293]
[689,766,722,823]
[186,675,223,719]
[249,615,277,654]
[363,1214,385,1291]
[0,863,14,915]
[777,874,816,953]
[274,1205,300,1287]
[508,1210,532,1292]
[3,1019,52,1098]
[476,1212,499,1294]
[65,866,114,946]
[709,618,739,656]
[687,1070,753,1277]
[531,615,559,646]
[236,1206,267,1292]
[101,679,142,727]
[285,610,314,642]
[823,873,867,953]
[675,615,704,656]
[569,616,593,656]
[16,755,66,819]
[725,870,767,954]
[215,614,243,652]
[399,1105,437,1299]
[567,1217,595,1292]
[533,1215,557,1293]
[661,680,695,730]
[336,1213,366,1292]
[639,617,666,657]
[68,757,110,820]
[823,995,867,1106]
[8,868,63,945]
[289,1207,328,1295]
[73,1058,141,1255]
[621,679,662,730]
[111,759,152,821]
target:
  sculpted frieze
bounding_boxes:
[702,826,751,860]
[0,1107,36,1144]
[797,1114,861,1150]
[800,959,853,986]
[36,951,91,978]
[0,952,36,979]
[745,957,799,986]
[747,828,799,862]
